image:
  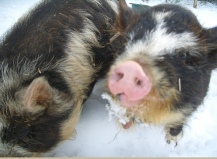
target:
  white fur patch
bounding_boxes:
[126,11,198,58]
[155,11,172,23]
[106,0,118,14]
[88,0,118,14]
[65,10,100,57]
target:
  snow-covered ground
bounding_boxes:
[0,0,217,157]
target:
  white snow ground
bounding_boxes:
[0,0,217,157]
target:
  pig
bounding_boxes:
[106,0,217,144]
[0,0,119,156]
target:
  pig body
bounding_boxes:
[106,0,217,144]
[0,0,118,156]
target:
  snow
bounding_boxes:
[0,0,217,157]
[102,93,134,125]
[0,0,40,37]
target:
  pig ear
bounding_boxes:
[118,0,138,31]
[23,76,53,114]
[207,27,217,43]
[206,27,217,68]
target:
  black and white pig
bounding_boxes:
[105,0,217,144]
[0,0,119,157]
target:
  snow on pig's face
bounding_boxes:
[106,0,217,143]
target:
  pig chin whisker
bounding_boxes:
[179,78,182,92]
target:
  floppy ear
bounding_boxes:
[207,27,217,43]
[206,27,217,69]
[118,0,138,31]
[22,76,53,113]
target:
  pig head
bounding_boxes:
[106,0,217,144]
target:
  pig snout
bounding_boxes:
[108,61,152,107]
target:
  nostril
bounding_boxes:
[116,72,124,81]
[135,78,143,86]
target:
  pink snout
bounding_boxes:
[108,61,152,108]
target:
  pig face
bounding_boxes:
[106,0,217,143]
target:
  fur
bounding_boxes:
[106,0,217,144]
[0,0,118,156]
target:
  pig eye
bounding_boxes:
[177,52,187,60]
